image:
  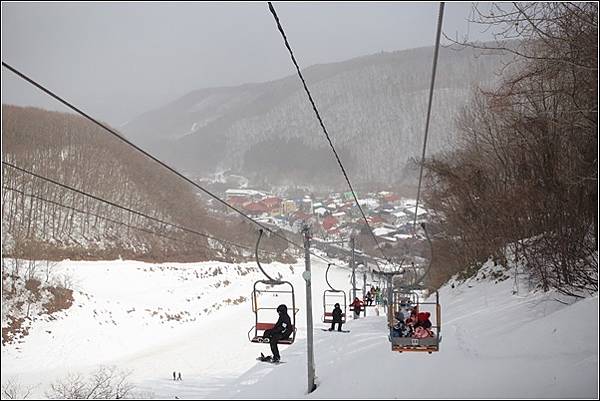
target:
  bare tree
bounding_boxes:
[424,2,598,294]
[1,378,36,399]
[46,366,134,399]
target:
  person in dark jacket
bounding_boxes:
[391,310,406,337]
[263,304,293,362]
[328,303,344,332]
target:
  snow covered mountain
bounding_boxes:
[122,45,506,187]
[2,256,597,398]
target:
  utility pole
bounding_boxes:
[363,271,367,317]
[375,269,402,323]
[350,236,357,319]
[302,225,316,394]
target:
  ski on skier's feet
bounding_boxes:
[321,329,350,333]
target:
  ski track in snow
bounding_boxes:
[1,258,597,399]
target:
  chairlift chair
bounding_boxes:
[322,264,347,324]
[247,229,298,345]
[388,290,441,353]
[248,279,297,344]
[387,223,442,353]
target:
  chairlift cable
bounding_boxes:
[413,2,445,231]
[0,62,346,269]
[255,229,277,281]
[2,186,211,251]
[267,2,392,265]
[3,161,280,258]
[325,263,336,291]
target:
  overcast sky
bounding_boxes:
[1,2,493,126]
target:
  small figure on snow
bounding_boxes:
[177,372,182,381]
[172,371,176,381]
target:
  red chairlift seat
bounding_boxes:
[249,322,296,345]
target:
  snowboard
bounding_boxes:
[321,329,351,333]
[257,353,285,364]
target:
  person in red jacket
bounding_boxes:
[413,311,434,339]
[415,311,432,329]
[350,297,363,318]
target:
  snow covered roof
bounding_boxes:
[225,189,266,197]
[314,207,328,215]
[414,206,428,216]
[373,227,396,237]
[358,198,380,208]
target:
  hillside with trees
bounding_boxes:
[1,105,292,262]
[423,3,597,296]
[122,45,506,189]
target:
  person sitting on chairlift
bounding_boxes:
[391,310,405,337]
[350,297,363,318]
[406,306,418,326]
[328,303,344,332]
[412,311,433,339]
[263,304,293,363]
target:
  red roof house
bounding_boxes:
[322,215,339,231]
[244,201,270,215]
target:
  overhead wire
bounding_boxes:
[0,62,346,268]
[413,2,445,231]
[2,161,280,258]
[3,185,209,252]
[404,2,445,288]
[267,2,392,265]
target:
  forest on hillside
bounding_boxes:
[423,3,598,297]
[1,106,292,262]
[122,45,505,188]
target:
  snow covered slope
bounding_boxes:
[1,257,357,397]
[212,264,598,399]
[2,258,598,398]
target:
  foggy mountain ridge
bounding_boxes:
[122,44,506,187]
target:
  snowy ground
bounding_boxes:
[1,258,598,398]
